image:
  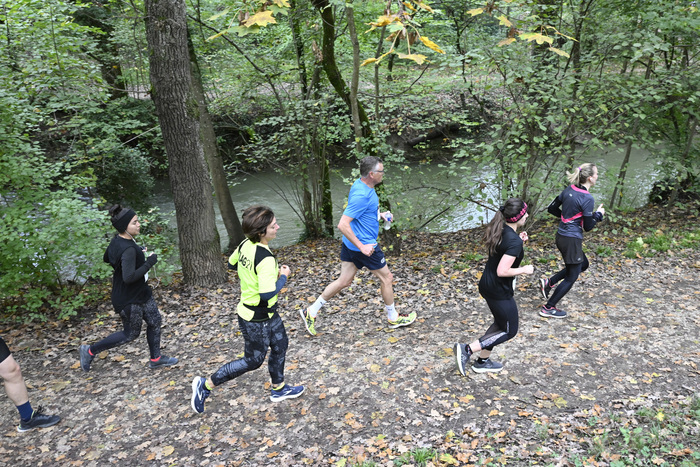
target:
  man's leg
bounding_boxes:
[369,265,394,307]
[320,261,359,302]
[0,355,29,407]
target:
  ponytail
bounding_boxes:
[484,211,506,256]
[567,163,596,185]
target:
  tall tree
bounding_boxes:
[312,0,371,137]
[144,0,226,286]
[187,27,245,253]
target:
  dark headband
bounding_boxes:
[506,202,528,223]
[111,208,136,233]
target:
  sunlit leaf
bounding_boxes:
[549,47,570,57]
[498,38,516,47]
[206,28,232,41]
[360,57,378,67]
[369,15,397,28]
[420,36,445,54]
[243,11,276,28]
[397,53,427,64]
[519,32,553,45]
[467,8,483,16]
[497,15,512,27]
[208,7,231,21]
[417,2,433,12]
[403,1,416,12]
[271,0,291,7]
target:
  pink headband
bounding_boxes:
[506,202,528,223]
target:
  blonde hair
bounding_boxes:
[567,163,597,185]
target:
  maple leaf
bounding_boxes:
[419,36,445,54]
[519,32,554,45]
[549,47,570,57]
[397,53,427,65]
[498,38,516,47]
[497,15,512,27]
[243,11,276,28]
[467,8,483,16]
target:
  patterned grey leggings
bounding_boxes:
[90,298,162,359]
[211,314,288,387]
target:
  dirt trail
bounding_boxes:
[1,217,698,466]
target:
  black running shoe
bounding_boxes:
[17,407,61,432]
[471,358,504,373]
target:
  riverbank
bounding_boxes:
[1,202,698,466]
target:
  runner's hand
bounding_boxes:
[597,204,605,216]
[361,243,376,256]
[521,265,534,275]
[519,231,529,242]
[280,265,291,277]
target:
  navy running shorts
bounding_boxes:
[340,243,388,270]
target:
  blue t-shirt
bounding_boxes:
[342,179,380,251]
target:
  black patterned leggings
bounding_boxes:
[90,298,162,359]
[478,296,519,351]
[211,314,288,387]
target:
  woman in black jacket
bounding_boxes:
[79,205,177,372]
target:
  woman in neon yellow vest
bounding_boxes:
[190,205,304,413]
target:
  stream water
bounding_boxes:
[150,145,661,248]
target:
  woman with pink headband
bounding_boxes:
[539,163,605,318]
[454,197,534,374]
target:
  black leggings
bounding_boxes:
[546,255,589,308]
[478,296,519,351]
[90,298,162,359]
[211,314,288,387]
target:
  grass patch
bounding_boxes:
[623,228,700,258]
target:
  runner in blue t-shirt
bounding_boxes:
[454,198,534,374]
[539,163,605,318]
[300,156,417,335]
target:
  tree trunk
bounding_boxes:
[312,0,371,137]
[289,0,309,98]
[610,56,654,210]
[187,28,245,254]
[669,115,696,205]
[345,0,363,154]
[144,0,226,286]
[73,0,128,99]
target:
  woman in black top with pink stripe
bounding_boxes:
[539,163,605,318]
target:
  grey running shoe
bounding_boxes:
[454,342,470,376]
[471,358,503,373]
[540,305,567,318]
[191,377,211,414]
[17,407,61,432]
[79,344,94,372]
[270,384,305,402]
[149,355,178,369]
